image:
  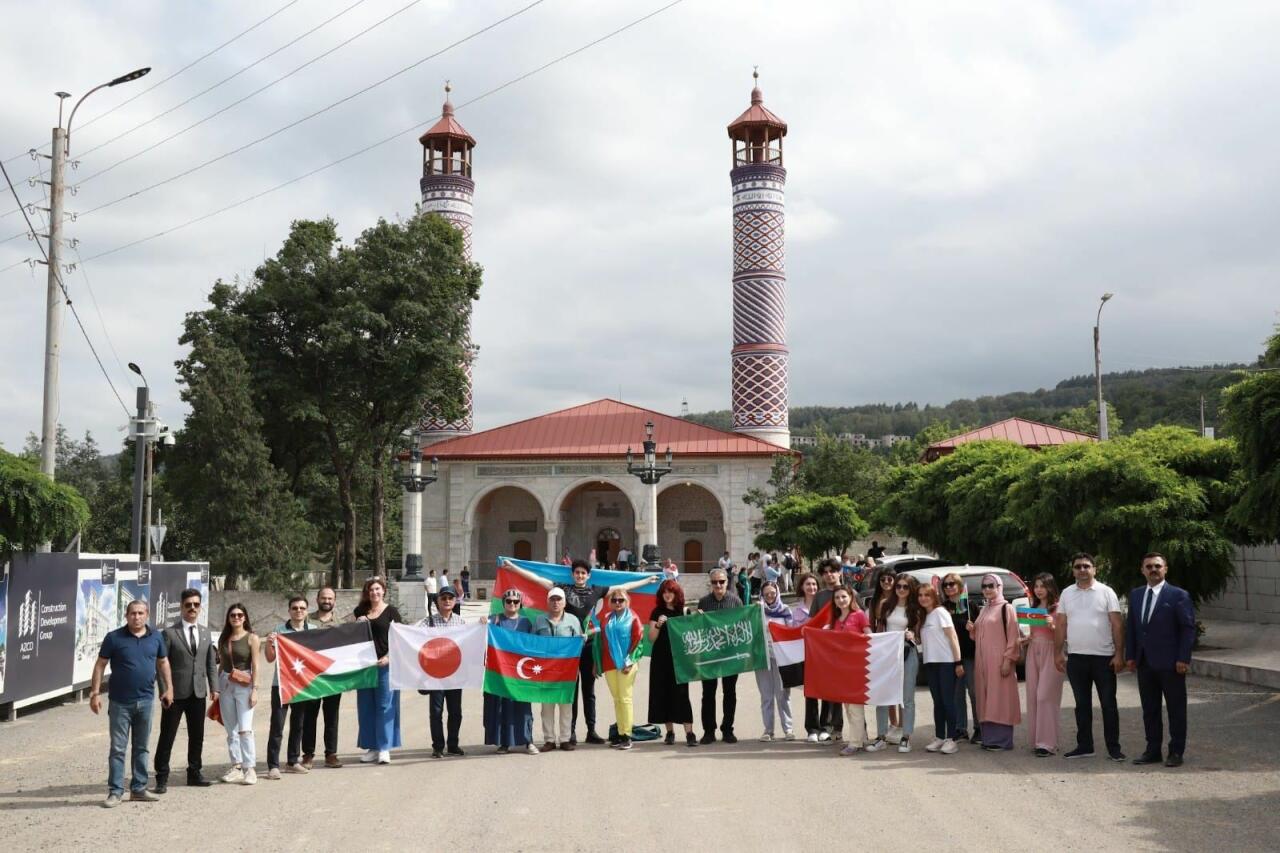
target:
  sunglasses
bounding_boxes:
[1072,564,1093,571]
[711,580,727,585]
[610,598,626,604]
[1142,565,1164,571]
[289,605,307,611]
[229,613,245,619]
[183,602,201,608]
[943,581,960,588]
[981,583,997,590]
[895,584,911,590]
[504,598,521,604]
[881,576,895,583]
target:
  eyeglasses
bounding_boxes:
[711,580,727,585]
[943,581,960,588]
[895,584,911,591]
[503,598,521,604]
[610,598,626,604]
[289,605,307,611]
[881,576,895,583]
[1072,564,1093,571]
[980,583,997,590]
[229,613,245,619]
[183,602,201,609]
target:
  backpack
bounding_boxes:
[609,723,662,742]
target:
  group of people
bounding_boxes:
[89,550,1195,807]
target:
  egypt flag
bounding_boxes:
[494,557,662,652]
[483,623,583,704]
[277,622,379,704]
[802,629,905,706]
[767,604,831,666]
[388,622,486,691]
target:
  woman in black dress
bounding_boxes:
[647,579,696,747]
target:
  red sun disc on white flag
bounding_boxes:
[419,637,462,678]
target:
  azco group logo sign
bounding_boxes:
[16,587,69,660]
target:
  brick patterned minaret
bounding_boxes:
[418,83,476,444]
[728,71,789,447]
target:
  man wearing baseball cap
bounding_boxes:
[533,588,584,751]
[418,585,466,759]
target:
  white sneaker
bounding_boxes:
[940,738,958,754]
[376,750,391,764]
[864,739,888,753]
[925,737,945,752]
[806,733,819,743]
[839,744,860,756]
[884,725,903,744]
[220,766,243,784]
[525,743,540,755]
[784,731,796,741]
[360,749,379,763]
[759,733,773,742]
[266,767,282,780]
[898,737,912,753]
[240,767,257,785]
[817,732,831,742]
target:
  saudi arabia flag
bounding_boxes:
[277,622,379,704]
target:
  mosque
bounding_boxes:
[405,76,797,579]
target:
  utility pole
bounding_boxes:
[1200,395,1206,437]
[1094,292,1114,440]
[38,98,70,488]
[130,386,149,559]
[143,398,154,562]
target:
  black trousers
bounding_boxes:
[154,694,205,780]
[303,694,341,757]
[821,700,843,735]
[429,689,463,751]
[570,644,596,738]
[1137,662,1187,756]
[701,674,738,735]
[267,686,308,768]
[1066,653,1121,753]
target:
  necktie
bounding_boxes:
[188,625,198,655]
[1143,589,1155,625]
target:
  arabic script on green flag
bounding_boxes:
[666,606,767,684]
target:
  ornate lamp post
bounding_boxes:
[626,421,673,566]
[395,434,438,581]
[1094,292,1115,440]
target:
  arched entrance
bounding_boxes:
[555,481,637,568]
[657,482,726,573]
[469,485,547,578]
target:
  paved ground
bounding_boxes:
[2,600,1278,852]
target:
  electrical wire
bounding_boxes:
[74,0,547,213]
[76,0,687,264]
[0,158,132,417]
[1,0,303,166]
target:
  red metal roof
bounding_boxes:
[924,417,1097,461]
[425,399,792,460]
[728,83,787,138]
[419,94,475,147]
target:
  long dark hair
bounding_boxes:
[220,603,252,660]
[656,579,685,612]
[1032,572,1060,609]
[877,574,926,635]
[358,577,387,614]
[867,566,897,620]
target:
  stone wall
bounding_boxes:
[1200,544,1280,625]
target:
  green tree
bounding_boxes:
[1222,326,1280,540]
[754,492,869,565]
[742,454,800,514]
[168,325,315,591]
[797,431,889,517]
[0,448,89,554]
[185,212,480,586]
[1052,402,1122,435]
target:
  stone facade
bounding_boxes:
[419,457,774,579]
[1200,543,1280,625]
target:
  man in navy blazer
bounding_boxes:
[1125,552,1195,768]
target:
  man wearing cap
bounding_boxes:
[502,558,657,746]
[419,585,466,759]
[533,587,584,751]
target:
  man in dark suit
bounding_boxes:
[154,588,219,791]
[1125,552,1195,768]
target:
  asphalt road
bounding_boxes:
[1,606,1277,852]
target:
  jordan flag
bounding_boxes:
[802,629,905,706]
[277,622,379,704]
[388,622,486,691]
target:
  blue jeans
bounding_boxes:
[876,645,919,739]
[107,698,155,796]
[925,662,960,739]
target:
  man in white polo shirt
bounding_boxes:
[1054,552,1125,761]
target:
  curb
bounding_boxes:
[1190,657,1280,691]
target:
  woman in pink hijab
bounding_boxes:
[967,573,1021,750]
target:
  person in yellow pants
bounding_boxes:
[591,588,645,750]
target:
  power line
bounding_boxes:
[77,0,688,265]
[0,159,131,418]
[75,0,547,215]
[1,0,303,166]
[76,0,397,168]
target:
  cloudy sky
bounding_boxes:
[1,0,1276,453]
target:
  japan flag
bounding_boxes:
[389,622,487,691]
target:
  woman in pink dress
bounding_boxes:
[1021,573,1065,757]
[968,573,1021,750]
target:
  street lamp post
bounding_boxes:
[626,421,673,566]
[39,67,151,487]
[395,434,438,581]
[1094,292,1114,440]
